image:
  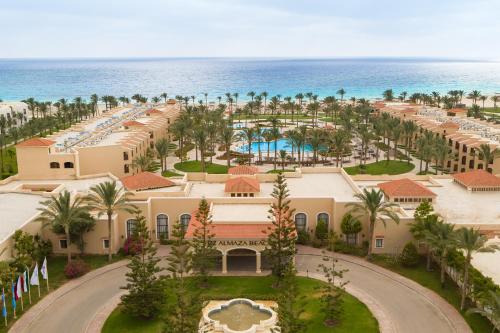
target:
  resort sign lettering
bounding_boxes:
[214,240,267,246]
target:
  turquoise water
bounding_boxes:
[1,58,499,101]
[237,138,313,153]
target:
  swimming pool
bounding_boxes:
[236,138,313,153]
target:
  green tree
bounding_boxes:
[340,213,362,246]
[383,89,394,101]
[132,149,161,172]
[155,137,170,172]
[347,188,400,260]
[36,191,89,263]
[410,201,436,271]
[121,212,165,319]
[466,290,500,332]
[52,212,95,254]
[164,223,201,333]
[456,227,499,310]
[315,218,329,243]
[399,242,419,267]
[86,181,136,261]
[272,267,306,333]
[265,174,297,285]
[191,199,216,286]
[427,220,456,288]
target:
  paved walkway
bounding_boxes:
[10,246,471,333]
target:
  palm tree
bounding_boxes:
[468,90,481,106]
[478,144,497,173]
[336,88,346,104]
[279,149,287,171]
[160,92,168,103]
[492,96,499,110]
[36,191,90,263]
[155,138,170,172]
[86,181,136,261]
[308,129,323,166]
[269,127,281,170]
[427,220,456,287]
[347,188,400,260]
[382,89,394,101]
[220,124,236,168]
[466,290,500,332]
[456,227,499,310]
[240,127,255,165]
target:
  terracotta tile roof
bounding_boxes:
[453,170,500,188]
[224,177,260,193]
[145,108,162,115]
[439,121,460,129]
[16,137,56,147]
[378,178,436,197]
[400,108,417,113]
[228,165,259,175]
[123,120,145,127]
[121,172,176,191]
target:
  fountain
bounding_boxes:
[201,298,278,333]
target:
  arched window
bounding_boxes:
[126,219,136,238]
[317,213,329,230]
[156,214,168,239]
[180,214,191,232]
[294,213,307,232]
[64,162,74,169]
[50,162,60,169]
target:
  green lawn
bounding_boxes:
[0,254,122,333]
[344,160,415,175]
[174,160,229,174]
[161,170,183,177]
[1,146,18,179]
[102,276,379,333]
[267,169,295,174]
[482,107,500,114]
[372,256,493,333]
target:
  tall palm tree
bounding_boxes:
[155,137,170,172]
[347,188,400,260]
[269,127,281,170]
[336,88,346,104]
[491,96,499,110]
[86,181,136,261]
[36,191,90,263]
[427,220,456,287]
[456,227,499,310]
[478,144,497,173]
[220,124,236,168]
[160,92,168,103]
[240,127,255,165]
[468,90,481,106]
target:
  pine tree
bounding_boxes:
[265,174,297,286]
[120,213,164,319]
[163,223,201,333]
[191,198,216,286]
[317,252,348,327]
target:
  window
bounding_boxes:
[50,162,60,169]
[295,213,307,232]
[317,213,329,230]
[126,219,136,237]
[123,152,129,161]
[346,234,357,246]
[156,214,168,239]
[103,239,110,249]
[149,132,154,139]
[180,214,191,231]
[124,164,130,174]
[375,238,384,248]
[59,239,68,249]
[64,162,74,168]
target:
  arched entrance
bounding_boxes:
[223,248,261,274]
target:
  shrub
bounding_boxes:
[123,237,143,255]
[296,230,311,245]
[311,239,323,248]
[64,260,90,279]
[399,242,419,267]
[315,219,329,242]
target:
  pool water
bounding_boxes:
[237,138,313,153]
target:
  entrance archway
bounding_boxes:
[224,248,261,273]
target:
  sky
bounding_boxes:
[1,0,500,59]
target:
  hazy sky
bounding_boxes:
[1,0,499,59]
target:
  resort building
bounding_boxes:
[15,104,179,179]
[377,103,500,174]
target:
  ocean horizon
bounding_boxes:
[1,57,499,102]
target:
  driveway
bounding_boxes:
[10,246,471,333]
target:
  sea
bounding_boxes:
[0,57,499,102]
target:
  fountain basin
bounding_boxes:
[202,299,278,333]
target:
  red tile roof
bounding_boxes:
[224,177,260,193]
[16,138,56,147]
[378,178,436,197]
[228,165,259,175]
[123,120,145,127]
[452,170,500,188]
[145,108,162,115]
[121,172,176,191]
[439,121,460,129]
[400,108,417,113]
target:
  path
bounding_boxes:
[10,246,471,333]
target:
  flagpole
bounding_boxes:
[37,285,40,298]
[2,287,7,327]
[11,280,16,319]
[26,268,32,305]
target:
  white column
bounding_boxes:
[256,252,262,274]
[222,253,228,274]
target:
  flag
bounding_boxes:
[41,257,48,280]
[30,263,39,286]
[16,276,22,299]
[11,283,16,310]
[22,272,28,292]
[1,289,6,318]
